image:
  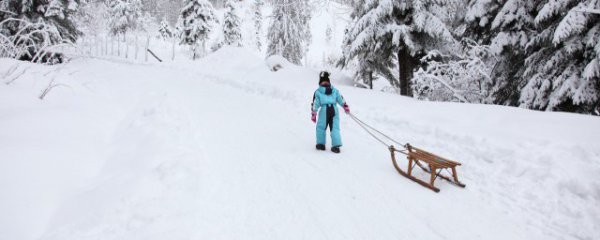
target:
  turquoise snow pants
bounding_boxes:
[316,104,342,147]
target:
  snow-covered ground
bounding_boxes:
[1,47,599,240]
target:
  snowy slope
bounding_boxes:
[1,48,599,240]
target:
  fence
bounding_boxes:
[73,34,185,63]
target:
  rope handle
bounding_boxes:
[348,112,409,152]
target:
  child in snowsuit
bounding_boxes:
[311,71,350,153]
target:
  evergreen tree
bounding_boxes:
[298,0,312,63]
[487,0,539,105]
[266,0,312,65]
[340,0,455,95]
[158,17,173,39]
[106,0,143,36]
[519,0,600,113]
[75,0,109,36]
[338,0,391,89]
[0,0,81,41]
[326,24,333,43]
[253,0,264,51]
[0,0,81,61]
[141,0,183,25]
[464,0,505,44]
[142,12,157,32]
[222,0,242,47]
[177,0,216,59]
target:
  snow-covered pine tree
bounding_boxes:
[75,0,109,36]
[139,11,157,33]
[253,0,264,51]
[485,0,540,104]
[142,0,182,25]
[0,0,81,61]
[464,0,505,44]
[222,0,242,47]
[339,0,455,95]
[159,17,173,39]
[0,0,81,41]
[298,0,312,64]
[177,0,216,59]
[519,0,600,113]
[266,0,312,65]
[325,24,332,44]
[338,0,392,89]
[106,0,143,36]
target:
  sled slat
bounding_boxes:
[410,146,462,166]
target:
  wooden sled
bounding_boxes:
[389,144,466,192]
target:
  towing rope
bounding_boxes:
[347,112,408,151]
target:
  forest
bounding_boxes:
[1,0,599,114]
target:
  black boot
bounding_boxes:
[316,144,326,151]
[331,146,340,153]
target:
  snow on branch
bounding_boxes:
[575,8,600,15]
[412,39,496,104]
[553,3,592,44]
[0,18,75,64]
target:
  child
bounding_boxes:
[311,71,350,153]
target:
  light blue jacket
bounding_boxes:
[311,86,345,112]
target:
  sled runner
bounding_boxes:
[390,144,465,192]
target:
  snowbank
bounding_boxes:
[265,54,289,71]
[1,50,599,240]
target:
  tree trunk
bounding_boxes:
[124,33,128,59]
[398,47,417,96]
[192,44,196,60]
[368,71,373,90]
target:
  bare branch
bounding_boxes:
[39,77,70,100]
[5,67,29,85]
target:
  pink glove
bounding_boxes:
[343,103,350,114]
[311,111,317,123]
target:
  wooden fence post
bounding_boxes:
[125,33,129,59]
[172,37,176,61]
[145,35,150,62]
[117,35,121,57]
[111,37,114,56]
[135,35,139,60]
[84,37,88,56]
